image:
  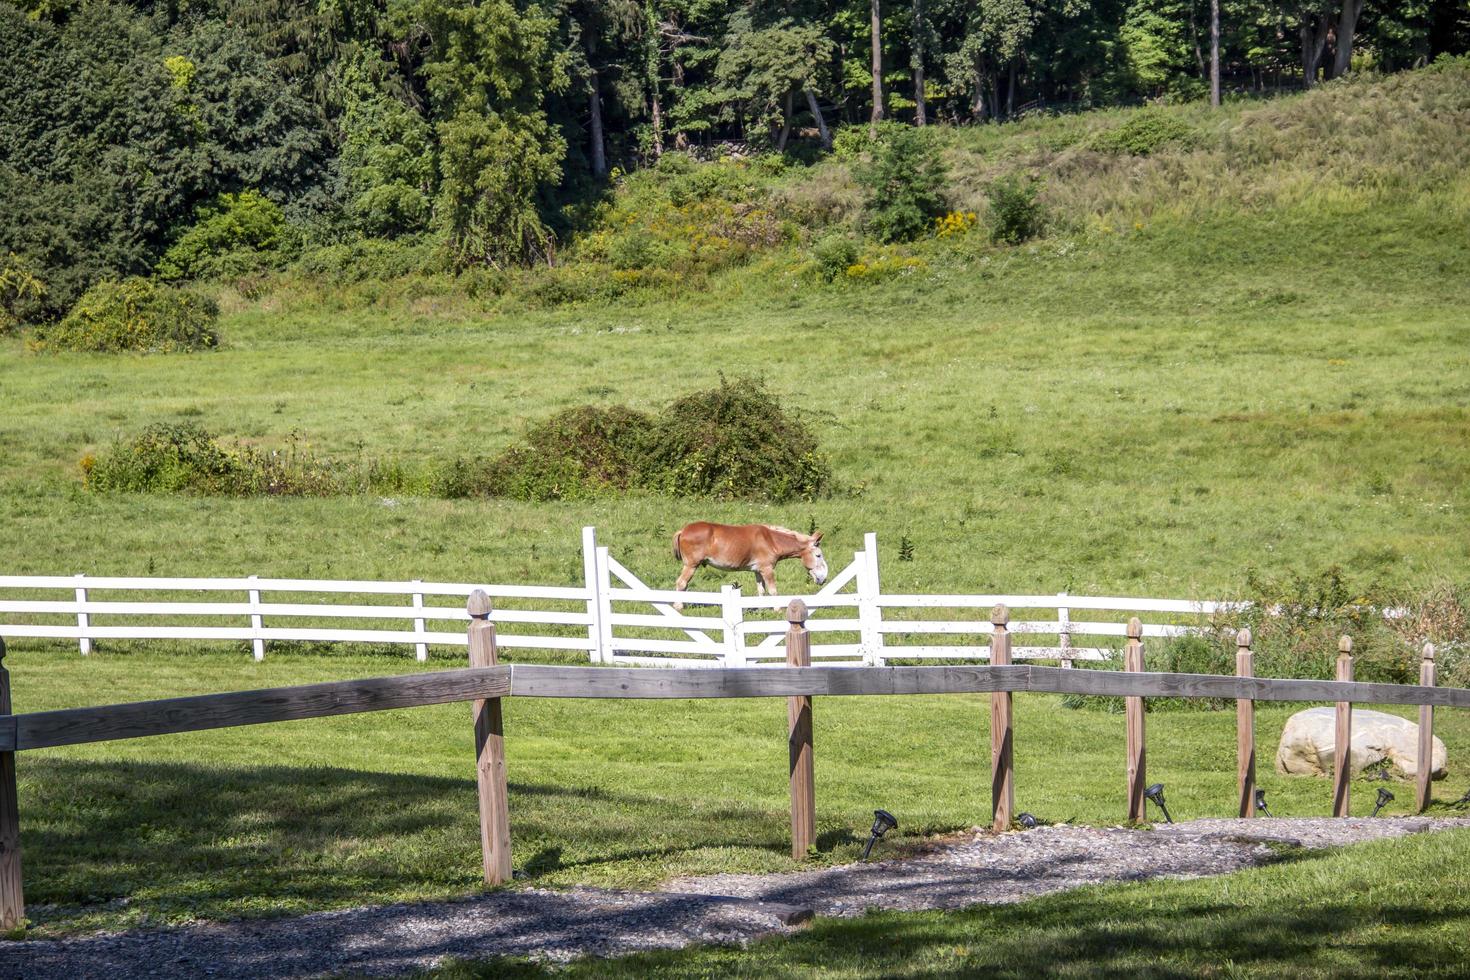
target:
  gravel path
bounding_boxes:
[5,817,1466,978]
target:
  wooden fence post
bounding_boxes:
[0,638,24,932]
[1332,635,1354,818]
[1124,617,1147,823]
[786,600,814,859]
[468,590,511,885]
[990,604,1014,832]
[1416,642,1436,812]
[1236,627,1255,818]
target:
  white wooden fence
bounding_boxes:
[0,527,1235,667]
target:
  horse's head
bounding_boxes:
[801,531,828,585]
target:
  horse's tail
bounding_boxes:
[673,529,683,563]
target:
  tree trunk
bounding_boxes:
[970,61,988,123]
[777,90,793,151]
[1333,0,1364,77]
[1190,1,1207,79]
[912,0,926,125]
[1006,59,1016,118]
[805,88,831,148]
[869,0,884,133]
[645,2,663,157]
[1210,0,1220,106]
[1300,11,1330,88]
[587,67,607,177]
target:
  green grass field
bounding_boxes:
[2,71,1469,964]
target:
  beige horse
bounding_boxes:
[672,522,827,607]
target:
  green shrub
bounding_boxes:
[830,120,912,161]
[811,234,859,283]
[985,174,1047,245]
[605,229,665,270]
[641,377,830,502]
[85,423,249,493]
[156,191,294,281]
[478,378,831,503]
[1089,112,1199,156]
[1,251,47,332]
[293,239,446,285]
[476,406,657,501]
[32,279,219,353]
[856,127,948,243]
[1061,634,1235,713]
[1237,568,1415,684]
[85,423,344,495]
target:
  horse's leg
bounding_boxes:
[674,563,697,612]
[758,564,778,597]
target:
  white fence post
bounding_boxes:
[411,580,428,662]
[858,533,884,666]
[75,573,90,656]
[595,545,615,663]
[248,575,265,661]
[582,526,602,664]
[1058,591,1072,669]
[721,584,744,667]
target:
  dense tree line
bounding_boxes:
[2,0,1467,321]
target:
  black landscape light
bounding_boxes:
[1018,812,1038,829]
[1144,783,1173,824]
[861,809,898,861]
[1254,788,1272,818]
[1371,787,1394,817]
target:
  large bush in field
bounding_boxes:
[31,278,219,353]
[454,378,831,502]
[855,127,948,243]
[642,377,830,501]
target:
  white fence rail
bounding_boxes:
[1,527,1240,666]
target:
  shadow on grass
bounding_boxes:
[17,758,784,932]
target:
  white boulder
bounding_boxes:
[1276,706,1448,779]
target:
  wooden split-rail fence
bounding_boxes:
[0,596,1464,930]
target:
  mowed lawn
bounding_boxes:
[8,648,1470,936]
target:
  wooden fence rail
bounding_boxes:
[0,602,1464,931]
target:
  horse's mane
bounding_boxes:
[763,524,811,544]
